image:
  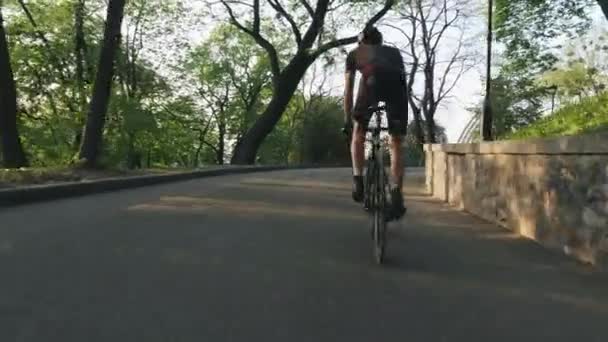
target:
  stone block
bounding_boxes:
[432,151,448,201]
[447,154,465,209]
[425,149,434,195]
[437,131,608,268]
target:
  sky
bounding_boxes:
[147,0,606,143]
[179,0,486,142]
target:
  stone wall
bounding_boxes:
[425,132,608,269]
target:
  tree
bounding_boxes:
[294,96,349,165]
[3,0,99,164]
[79,0,127,167]
[463,75,545,139]
[495,0,592,77]
[212,0,395,164]
[284,59,334,163]
[187,24,273,164]
[1,0,205,168]
[403,120,446,166]
[481,0,493,141]
[599,0,608,19]
[496,0,606,22]
[0,2,28,168]
[540,63,605,102]
[538,30,608,104]
[391,0,476,144]
[73,0,89,147]
[488,0,596,139]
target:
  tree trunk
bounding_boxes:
[217,121,226,165]
[193,128,205,168]
[598,0,608,20]
[481,0,494,141]
[411,107,425,146]
[231,55,313,164]
[73,0,87,150]
[426,102,440,143]
[425,117,437,144]
[0,7,28,168]
[78,0,126,168]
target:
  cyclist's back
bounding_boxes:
[346,44,404,79]
[346,39,407,136]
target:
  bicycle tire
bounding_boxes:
[373,156,387,264]
[363,157,375,212]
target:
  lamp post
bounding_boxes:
[481,0,493,141]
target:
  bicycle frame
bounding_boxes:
[368,107,386,168]
[363,105,390,264]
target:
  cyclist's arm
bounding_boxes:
[395,49,407,87]
[344,51,356,119]
[344,71,355,118]
[395,47,407,90]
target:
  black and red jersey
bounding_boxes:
[345,44,405,78]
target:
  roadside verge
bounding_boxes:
[0,165,290,207]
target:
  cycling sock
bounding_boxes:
[391,175,403,191]
[391,181,401,191]
[352,176,364,203]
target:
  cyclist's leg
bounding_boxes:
[351,74,376,202]
[384,76,408,219]
[389,134,404,190]
[351,122,366,179]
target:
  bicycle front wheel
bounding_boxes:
[372,159,387,264]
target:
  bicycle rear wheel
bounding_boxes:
[372,159,387,264]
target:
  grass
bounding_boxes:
[0,167,129,189]
[505,93,608,140]
[0,166,196,189]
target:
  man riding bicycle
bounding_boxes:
[343,26,407,221]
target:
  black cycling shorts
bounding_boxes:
[353,68,408,136]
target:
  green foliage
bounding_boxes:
[402,121,447,166]
[505,93,608,139]
[294,97,350,165]
[492,75,546,136]
[187,23,272,140]
[537,30,608,102]
[2,0,394,169]
[539,63,604,100]
[495,0,592,75]
[490,0,597,140]
[0,166,137,187]
[2,0,204,168]
[258,94,350,166]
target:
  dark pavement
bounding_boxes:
[0,168,607,342]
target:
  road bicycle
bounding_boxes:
[362,104,391,264]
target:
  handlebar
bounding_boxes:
[342,105,389,137]
[367,105,387,114]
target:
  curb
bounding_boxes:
[0,165,295,208]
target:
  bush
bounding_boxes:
[505,93,608,140]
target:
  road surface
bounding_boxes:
[0,168,607,341]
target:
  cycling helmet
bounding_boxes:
[357,26,383,45]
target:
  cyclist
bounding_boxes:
[343,26,407,220]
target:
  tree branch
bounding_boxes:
[220,0,281,79]
[192,126,220,154]
[17,0,72,85]
[312,0,395,58]
[298,0,314,17]
[268,0,302,47]
[300,0,330,49]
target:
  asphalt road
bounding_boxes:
[0,168,607,342]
